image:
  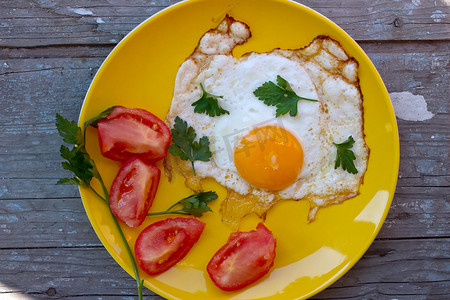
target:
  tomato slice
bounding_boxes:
[97,106,171,162]
[135,217,205,275]
[109,157,160,228]
[207,222,276,291]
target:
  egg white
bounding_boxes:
[167,51,328,199]
[165,16,369,220]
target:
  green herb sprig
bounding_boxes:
[56,108,144,299]
[192,83,229,117]
[148,191,217,217]
[333,135,358,174]
[168,116,212,176]
[253,75,318,117]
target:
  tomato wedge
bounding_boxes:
[135,217,205,275]
[109,157,160,228]
[97,106,171,162]
[207,222,276,291]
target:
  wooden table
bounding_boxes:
[1,0,449,299]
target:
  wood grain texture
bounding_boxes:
[0,239,448,299]
[1,0,449,299]
[0,247,161,299]
[313,238,450,300]
[0,0,449,48]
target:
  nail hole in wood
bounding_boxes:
[393,17,403,28]
[46,287,56,296]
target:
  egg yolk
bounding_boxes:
[234,126,303,191]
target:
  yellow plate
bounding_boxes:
[79,0,399,299]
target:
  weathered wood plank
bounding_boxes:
[313,238,450,299]
[0,0,449,48]
[2,40,450,60]
[0,247,162,299]
[0,238,448,299]
[0,57,98,201]
[0,186,448,251]
[0,198,100,249]
[380,187,449,239]
[0,45,114,59]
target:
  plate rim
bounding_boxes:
[77,0,400,299]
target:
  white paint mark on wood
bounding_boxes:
[37,0,57,8]
[95,17,105,24]
[412,0,421,6]
[430,10,447,22]
[69,8,93,16]
[389,92,434,121]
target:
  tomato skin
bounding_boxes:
[207,223,276,291]
[97,106,171,162]
[109,157,160,228]
[135,217,205,275]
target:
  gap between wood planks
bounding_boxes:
[1,237,448,251]
[0,39,449,59]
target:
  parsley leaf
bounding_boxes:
[253,75,318,117]
[192,83,230,117]
[148,191,218,217]
[58,145,96,186]
[333,136,358,174]
[168,116,212,176]
[56,114,101,188]
[56,113,83,145]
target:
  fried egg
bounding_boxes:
[165,16,369,228]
